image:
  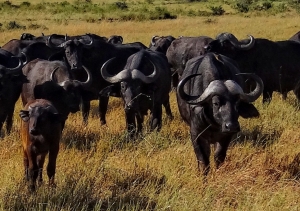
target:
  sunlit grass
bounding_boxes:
[0,4,299,210]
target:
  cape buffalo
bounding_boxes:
[70,39,143,126]
[149,35,175,54]
[166,36,214,87]
[20,99,63,192]
[177,53,263,175]
[0,60,28,135]
[100,49,172,137]
[205,32,300,103]
[21,59,92,128]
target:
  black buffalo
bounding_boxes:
[21,59,92,128]
[100,49,172,136]
[205,32,300,103]
[166,36,214,87]
[149,35,175,55]
[177,53,263,175]
[2,34,96,69]
[70,39,143,126]
[0,61,27,134]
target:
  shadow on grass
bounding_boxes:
[61,127,100,151]
[232,125,283,148]
[2,168,165,211]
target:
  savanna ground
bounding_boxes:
[0,0,299,210]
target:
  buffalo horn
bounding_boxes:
[6,57,23,75]
[234,73,264,102]
[151,35,159,46]
[47,34,64,48]
[51,66,92,89]
[73,65,93,88]
[227,33,255,50]
[78,34,93,47]
[177,73,202,104]
[50,67,61,82]
[132,59,159,84]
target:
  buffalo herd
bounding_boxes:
[1,31,300,190]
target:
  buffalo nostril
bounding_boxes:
[225,122,240,131]
[30,129,38,135]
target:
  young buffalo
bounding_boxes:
[20,99,63,192]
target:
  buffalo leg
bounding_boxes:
[191,121,211,175]
[136,113,144,134]
[99,96,109,125]
[47,145,59,187]
[262,90,272,104]
[163,95,173,120]
[282,92,288,101]
[28,147,38,192]
[37,154,46,185]
[214,139,231,169]
[125,111,136,138]
[0,114,7,135]
[149,104,162,131]
[81,100,90,126]
[23,149,29,181]
[5,106,15,134]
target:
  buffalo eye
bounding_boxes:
[121,82,126,90]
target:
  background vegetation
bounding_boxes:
[0,0,299,210]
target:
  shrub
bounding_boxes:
[235,0,253,13]
[20,1,30,7]
[275,3,288,12]
[6,21,26,30]
[115,1,128,10]
[209,5,225,15]
[253,1,272,11]
[28,23,48,30]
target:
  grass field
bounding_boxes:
[0,1,299,210]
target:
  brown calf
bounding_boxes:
[20,99,63,192]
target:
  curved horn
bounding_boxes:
[234,73,264,102]
[101,57,125,83]
[151,35,159,46]
[119,36,123,43]
[50,67,61,83]
[47,34,63,49]
[73,65,93,88]
[131,58,159,84]
[20,52,28,65]
[227,34,255,50]
[6,57,23,75]
[79,34,93,48]
[177,73,202,104]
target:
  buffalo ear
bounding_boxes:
[20,110,29,122]
[49,113,64,123]
[237,101,260,118]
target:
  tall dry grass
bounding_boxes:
[0,10,299,211]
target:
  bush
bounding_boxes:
[20,1,30,7]
[6,21,26,30]
[235,0,253,13]
[253,1,272,11]
[115,1,128,10]
[209,5,225,15]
